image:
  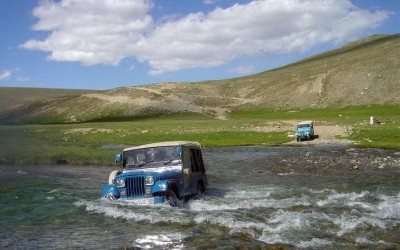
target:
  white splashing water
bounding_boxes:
[75,185,400,249]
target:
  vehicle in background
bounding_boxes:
[295,121,314,141]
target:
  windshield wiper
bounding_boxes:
[163,159,173,165]
[163,159,181,165]
[136,160,154,168]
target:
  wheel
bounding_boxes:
[166,189,181,207]
[197,182,205,195]
[104,192,117,199]
[108,170,121,184]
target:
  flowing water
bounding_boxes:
[1,146,399,249]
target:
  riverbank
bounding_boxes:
[250,145,400,174]
[1,105,399,165]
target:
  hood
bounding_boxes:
[122,165,182,180]
[297,127,312,132]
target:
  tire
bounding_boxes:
[166,189,181,207]
[197,182,205,195]
[108,170,121,185]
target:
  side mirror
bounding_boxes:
[115,154,122,163]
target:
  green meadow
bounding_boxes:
[1,105,399,165]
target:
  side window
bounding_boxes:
[190,149,205,173]
[190,149,196,172]
[197,150,205,173]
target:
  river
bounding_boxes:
[1,146,399,249]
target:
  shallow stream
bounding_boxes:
[1,146,399,249]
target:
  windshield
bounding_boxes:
[297,124,311,129]
[123,146,182,168]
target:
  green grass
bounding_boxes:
[349,123,400,148]
[0,112,290,165]
[1,105,399,165]
[232,105,400,149]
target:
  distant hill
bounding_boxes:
[0,87,96,123]
[0,34,399,123]
[0,87,94,111]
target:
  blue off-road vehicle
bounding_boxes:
[295,121,314,141]
[102,141,207,206]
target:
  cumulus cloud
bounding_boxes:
[22,0,391,75]
[22,0,153,65]
[0,69,11,80]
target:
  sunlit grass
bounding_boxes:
[1,105,399,165]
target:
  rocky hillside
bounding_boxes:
[1,34,399,123]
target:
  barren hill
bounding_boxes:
[1,34,399,123]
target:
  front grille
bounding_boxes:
[125,176,145,197]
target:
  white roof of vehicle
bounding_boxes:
[297,120,313,125]
[123,141,201,152]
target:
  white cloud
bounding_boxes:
[22,0,391,75]
[203,0,219,4]
[0,69,11,80]
[17,77,30,82]
[22,0,153,65]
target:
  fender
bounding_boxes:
[102,184,120,198]
[151,180,169,193]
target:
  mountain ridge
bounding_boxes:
[1,34,399,123]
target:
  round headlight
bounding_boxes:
[115,179,125,188]
[145,176,155,186]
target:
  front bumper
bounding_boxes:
[119,196,166,204]
[296,133,312,139]
[297,134,309,139]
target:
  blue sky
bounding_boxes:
[0,0,398,90]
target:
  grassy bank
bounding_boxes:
[1,105,399,165]
[232,105,400,148]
